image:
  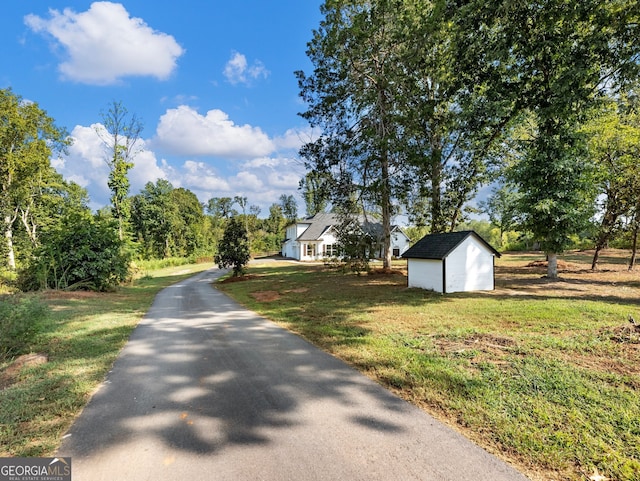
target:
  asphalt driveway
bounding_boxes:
[58,267,530,481]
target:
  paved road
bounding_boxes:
[58,268,530,481]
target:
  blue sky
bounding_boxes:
[2,1,323,214]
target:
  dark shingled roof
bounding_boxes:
[296,213,340,241]
[402,231,501,260]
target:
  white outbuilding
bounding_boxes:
[402,231,501,293]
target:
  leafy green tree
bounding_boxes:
[458,0,639,277]
[479,183,523,247]
[300,171,331,216]
[206,197,235,219]
[278,194,298,224]
[20,212,131,291]
[215,217,250,277]
[298,0,411,269]
[130,179,174,258]
[396,0,514,234]
[583,93,640,269]
[96,101,143,240]
[0,88,71,270]
[171,187,207,257]
[130,180,206,259]
[265,203,285,235]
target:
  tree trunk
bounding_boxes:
[4,214,16,270]
[430,146,445,233]
[591,246,602,271]
[629,223,638,271]
[381,151,392,270]
[547,252,558,279]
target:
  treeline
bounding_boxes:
[0,88,299,291]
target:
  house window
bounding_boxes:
[325,244,338,257]
[306,244,316,257]
[393,248,400,257]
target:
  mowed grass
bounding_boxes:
[0,263,213,457]
[217,252,640,481]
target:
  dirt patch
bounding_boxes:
[0,353,48,390]
[218,274,260,284]
[370,268,406,276]
[284,288,309,294]
[41,290,103,301]
[250,290,281,302]
[525,260,581,270]
[494,251,640,301]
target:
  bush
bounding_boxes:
[18,214,131,292]
[0,296,48,360]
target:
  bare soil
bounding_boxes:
[0,353,48,390]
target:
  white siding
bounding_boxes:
[445,237,495,293]
[391,231,411,257]
[282,224,309,259]
[407,259,443,292]
[299,232,339,261]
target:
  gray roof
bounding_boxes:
[293,213,410,243]
[402,231,501,260]
[296,213,340,241]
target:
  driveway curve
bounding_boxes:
[58,267,529,481]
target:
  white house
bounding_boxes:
[402,231,501,293]
[282,213,411,261]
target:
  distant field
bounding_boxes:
[218,250,640,481]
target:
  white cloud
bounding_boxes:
[55,120,307,213]
[25,2,184,85]
[182,160,231,192]
[232,171,264,191]
[267,171,301,189]
[274,127,317,150]
[153,105,275,158]
[223,51,269,85]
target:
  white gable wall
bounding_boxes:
[407,235,496,293]
[407,259,443,291]
[445,236,495,293]
[391,231,411,257]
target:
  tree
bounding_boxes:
[130,179,174,258]
[279,194,298,224]
[0,88,71,269]
[583,92,640,270]
[170,187,207,257]
[298,0,410,269]
[396,0,515,234]
[96,101,143,240]
[265,203,285,235]
[459,0,640,278]
[479,183,523,247]
[206,197,235,219]
[300,171,331,216]
[131,180,207,259]
[215,217,250,277]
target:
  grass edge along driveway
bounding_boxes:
[0,264,213,459]
[216,253,640,481]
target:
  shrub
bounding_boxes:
[18,214,131,292]
[0,296,48,360]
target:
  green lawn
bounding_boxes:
[0,263,213,457]
[217,253,640,481]
[1,252,638,481]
